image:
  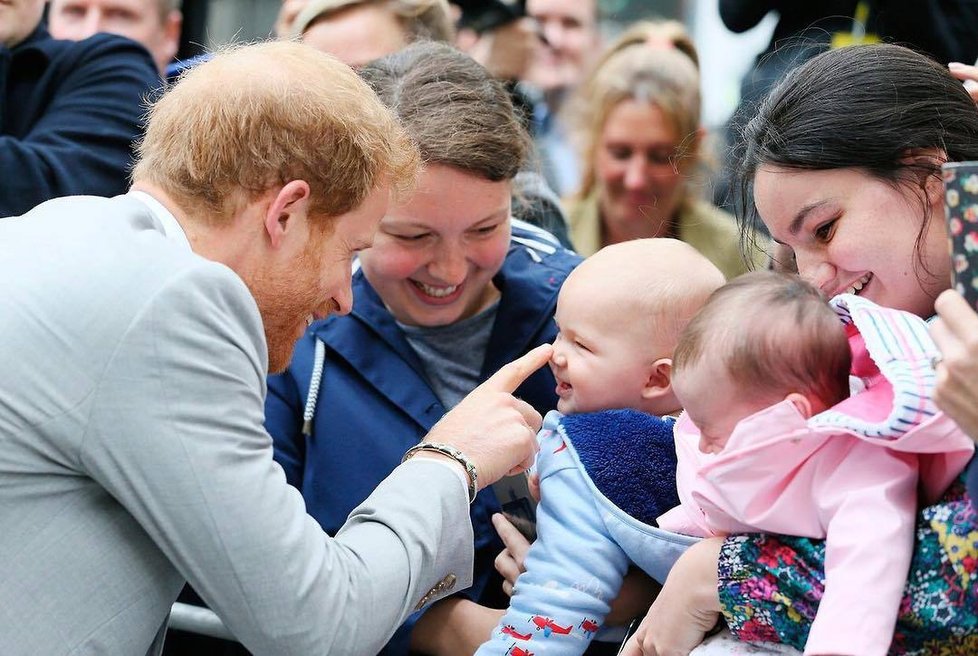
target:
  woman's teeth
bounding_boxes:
[846,273,872,295]
[413,281,458,298]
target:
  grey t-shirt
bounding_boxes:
[399,302,500,409]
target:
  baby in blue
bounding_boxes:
[476,238,726,655]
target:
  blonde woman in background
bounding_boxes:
[290,0,454,66]
[564,22,754,279]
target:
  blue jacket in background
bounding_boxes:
[265,221,581,654]
[0,25,157,217]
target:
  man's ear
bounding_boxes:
[641,358,673,399]
[263,180,311,250]
[786,392,814,419]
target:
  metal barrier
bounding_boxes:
[168,602,236,641]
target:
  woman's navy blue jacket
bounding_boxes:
[265,221,581,653]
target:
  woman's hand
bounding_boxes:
[931,289,978,441]
[619,537,724,656]
[606,570,661,627]
[492,512,532,596]
[948,62,978,104]
[410,597,505,655]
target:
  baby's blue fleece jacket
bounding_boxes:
[476,410,699,655]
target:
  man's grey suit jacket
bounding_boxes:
[0,195,473,655]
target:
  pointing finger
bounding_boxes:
[480,344,553,394]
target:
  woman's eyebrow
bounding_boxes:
[788,200,832,236]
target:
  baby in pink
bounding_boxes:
[658,271,975,656]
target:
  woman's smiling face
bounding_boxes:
[753,165,951,318]
[357,164,512,327]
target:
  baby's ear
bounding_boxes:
[641,358,673,398]
[786,392,814,419]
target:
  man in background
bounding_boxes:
[0,0,157,216]
[524,0,600,196]
[48,0,182,73]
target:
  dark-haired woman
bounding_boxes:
[621,43,978,656]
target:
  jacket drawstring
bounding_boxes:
[302,339,325,436]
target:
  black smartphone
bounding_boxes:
[491,471,537,541]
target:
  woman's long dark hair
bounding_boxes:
[737,44,978,263]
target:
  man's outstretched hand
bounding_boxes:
[424,344,552,487]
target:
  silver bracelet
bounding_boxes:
[402,442,478,504]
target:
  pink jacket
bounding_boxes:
[658,295,975,656]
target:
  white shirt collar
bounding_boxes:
[128,190,192,251]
